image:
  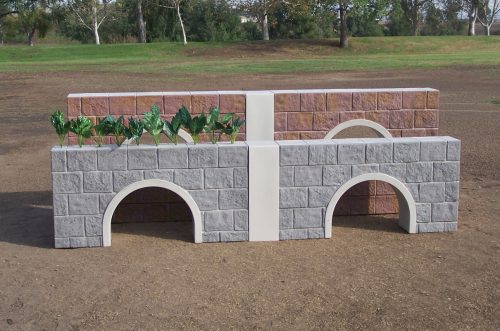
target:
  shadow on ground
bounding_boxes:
[332,214,405,233]
[112,221,193,243]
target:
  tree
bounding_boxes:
[158,0,188,44]
[0,0,17,45]
[136,0,146,42]
[399,0,432,35]
[477,0,500,35]
[464,0,479,35]
[68,0,114,44]
[13,0,51,46]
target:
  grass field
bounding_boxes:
[0,36,499,74]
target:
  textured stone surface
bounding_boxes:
[99,193,116,213]
[219,94,245,113]
[109,95,136,115]
[366,142,392,163]
[233,167,248,188]
[191,94,219,114]
[327,92,352,112]
[406,162,433,182]
[205,210,233,231]
[53,172,82,194]
[137,94,163,115]
[84,172,113,193]
[308,141,337,165]
[378,92,402,110]
[294,166,322,187]
[432,202,458,222]
[219,189,248,210]
[279,229,308,240]
[390,110,414,129]
[54,216,85,237]
[393,139,420,163]
[301,93,326,112]
[275,93,300,112]
[313,112,339,131]
[52,150,66,172]
[158,145,188,169]
[85,215,103,236]
[144,169,174,181]
[189,190,218,210]
[97,147,127,171]
[352,164,379,176]
[414,110,438,128]
[234,210,249,231]
[53,194,68,216]
[68,194,99,215]
[113,171,144,191]
[294,208,323,228]
[353,92,377,110]
[420,139,447,161]
[220,231,248,242]
[323,165,351,186]
[380,163,406,180]
[280,166,295,187]
[279,142,308,166]
[433,162,460,182]
[81,96,108,116]
[279,209,294,229]
[218,143,248,167]
[174,169,204,190]
[280,187,308,208]
[205,168,233,189]
[128,146,158,170]
[308,228,325,239]
[403,91,427,109]
[446,139,461,161]
[338,142,365,164]
[202,232,219,243]
[419,182,445,203]
[288,112,314,131]
[308,186,338,207]
[67,149,97,171]
[55,238,70,249]
[445,182,460,202]
[189,145,218,168]
[416,203,431,223]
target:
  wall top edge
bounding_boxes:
[52,136,459,152]
[67,88,438,99]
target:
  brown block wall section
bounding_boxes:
[66,89,439,216]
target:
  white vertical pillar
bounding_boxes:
[248,141,280,241]
[245,92,275,141]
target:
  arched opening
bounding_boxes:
[325,173,416,238]
[324,119,392,140]
[103,179,202,246]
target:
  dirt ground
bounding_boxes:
[0,67,499,330]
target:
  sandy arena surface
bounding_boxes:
[0,67,499,330]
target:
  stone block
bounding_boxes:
[374,196,398,214]
[97,147,127,171]
[279,209,294,229]
[405,183,419,202]
[67,97,81,117]
[54,216,85,237]
[352,164,379,176]
[275,93,300,112]
[113,171,143,192]
[301,93,326,112]
[377,92,402,110]
[446,139,461,161]
[393,139,420,163]
[445,182,459,202]
[144,169,174,181]
[109,95,136,115]
[308,228,325,239]
[275,112,287,132]
[233,167,248,188]
[427,91,439,109]
[280,229,308,240]
[137,94,164,115]
[390,110,414,129]
[444,222,458,232]
[301,132,326,139]
[52,150,66,172]
[191,94,219,114]
[87,236,102,247]
[219,189,248,210]
[287,112,314,131]
[416,203,431,223]
[338,142,365,164]
[158,145,188,169]
[202,232,220,243]
[323,165,351,186]
[365,111,390,127]
[234,210,249,231]
[174,169,204,190]
[294,208,323,229]
[402,91,427,109]
[313,112,339,131]
[67,149,97,171]
[406,162,433,182]
[68,194,99,215]
[433,162,460,182]
[164,94,191,114]
[295,166,323,187]
[205,210,233,231]
[353,92,377,110]
[220,94,245,113]
[307,141,337,165]
[279,142,309,166]
[53,172,82,194]
[414,110,438,128]
[380,163,406,181]
[188,145,218,168]
[327,92,352,112]
[418,222,445,233]
[82,96,108,116]
[308,186,338,208]
[280,166,295,187]
[280,187,308,208]
[419,182,445,203]
[420,139,446,161]
[339,111,365,122]
[84,172,113,193]
[218,143,248,167]
[55,238,70,249]
[189,190,218,210]
[99,193,115,213]
[85,215,103,236]
[432,202,458,222]
[128,146,158,170]
[205,168,233,189]
[220,231,248,242]
[53,194,68,216]
[366,141,393,163]
[70,237,88,248]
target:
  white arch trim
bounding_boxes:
[324,173,417,238]
[324,119,392,139]
[102,179,202,246]
[124,129,194,145]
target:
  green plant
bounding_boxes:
[163,107,185,145]
[50,110,71,147]
[180,106,207,144]
[221,114,245,144]
[124,117,145,145]
[101,115,126,146]
[93,117,112,147]
[205,107,226,144]
[143,105,164,146]
[69,115,93,147]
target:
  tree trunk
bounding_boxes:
[92,2,100,45]
[27,27,35,46]
[468,8,477,36]
[0,21,3,46]
[486,24,490,36]
[339,5,348,48]
[136,0,146,43]
[411,6,419,36]
[177,3,187,45]
[262,13,269,41]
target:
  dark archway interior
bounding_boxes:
[112,187,193,241]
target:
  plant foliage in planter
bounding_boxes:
[102,115,126,147]
[206,107,227,144]
[180,106,207,144]
[143,105,164,146]
[93,117,111,147]
[124,117,145,145]
[221,114,245,144]
[50,110,71,147]
[163,108,184,145]
[69,115,93,147]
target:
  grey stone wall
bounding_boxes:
[52,142,249,248]
[278,136,461,239]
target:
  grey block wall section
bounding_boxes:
[52,136,460,248]
[52,143,249,248]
